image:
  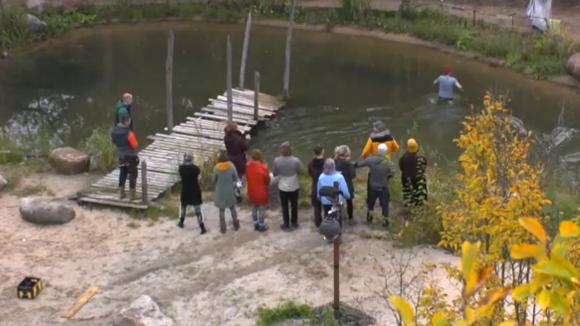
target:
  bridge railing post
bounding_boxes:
[254,71,260,122]
[227,34,233,122]
[141,160,148,205]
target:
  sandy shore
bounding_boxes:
[0,172,459,325]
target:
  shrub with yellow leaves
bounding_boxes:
[388,219,579,325]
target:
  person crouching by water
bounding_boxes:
[213,150,241,234]
[399,138,428,209]
[246,149,271,232]
[308,144,325,227]
[334,145,356,224]
[433,66,464,102]
[177,153,207,234]
[111,115,139,200]
[317,159,351,228]
[355,144,394,228]
[273,141,303,231]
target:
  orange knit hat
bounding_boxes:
[407,138,419,153]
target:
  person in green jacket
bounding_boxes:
[114,93,133,130]
[213,150,240,234]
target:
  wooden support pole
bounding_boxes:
[472,9,476,26]
[254,71,260,122]
[283,0,296,99]
[227,34,233,122]
[511,14,514,31]
[141,160,148,204]
[239,11,252,89]
[333,237,340,315]
[166,31,175,132]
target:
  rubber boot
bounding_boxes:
[119,187,126,200]
[366,210,373,224]
[199,222,207,235]
[383,216,390,229]
[219,216,227,234]
[129,189,137,201]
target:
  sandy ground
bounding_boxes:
[0,173,459,325]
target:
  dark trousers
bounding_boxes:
[312,195,322,227]
[367,187,390,217]
[280,190,299,227]
[119,156,139,190]
[346,199,353,220]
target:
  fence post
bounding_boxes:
[141,160,148,205]
[239,11,252,89]
[472,9,476,26]
[283,0,296,99]
[227,34,233,122]
[511,14,514,31]
[165,31,175,133]
[254,71,260,122]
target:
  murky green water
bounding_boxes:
[1,22,579,176]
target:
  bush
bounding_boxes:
[0,133,24,164]
[257,301,313,326]
[0,8,32,49]
[81,127,116,172]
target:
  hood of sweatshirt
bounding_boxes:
[370,130,393,142]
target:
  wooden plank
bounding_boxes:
[152,132,224,146]
[79,197,149,210]
[63,287,99,318]
[215,95,277,112]
[231,88,284,107]
[185,117,252,132]
[201,107,258,123]
[193,112,257,126]
[209,99,272,117]
[172,126,225,140]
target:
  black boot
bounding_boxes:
[366,210,373,224]
[233,219,240,231]
[219,216,227,234]
[383,216,390,229]
[199,223,207,234]
[177,217,184,228]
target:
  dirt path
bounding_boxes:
[300,0,580,40]
[0,173,459,325]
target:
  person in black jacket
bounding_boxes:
[399,138,428,209]
[334,145,356,224]
[178,153,207,234]
[308,144,325,227]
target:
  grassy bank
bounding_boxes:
[0,1,577,79]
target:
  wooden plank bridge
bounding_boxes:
[78,89,286,210]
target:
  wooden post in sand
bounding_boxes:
[333,237,340,315]
[165,31,175,132]
[227,34,233,122]
[239,11,252,89]
[283,0,296,99]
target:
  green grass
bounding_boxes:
[256,301,314,326]
[80,127,117,172]
[0,135,24,164]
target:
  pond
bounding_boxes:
[0,21,579,181]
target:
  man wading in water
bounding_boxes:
[433,66,464,102]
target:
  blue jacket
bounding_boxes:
[317,172,351,206]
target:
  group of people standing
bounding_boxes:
[109,92,431,236]
[177,119,429,236]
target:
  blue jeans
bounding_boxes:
[252,205,266,226]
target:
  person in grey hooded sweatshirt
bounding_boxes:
[355,143,394,228]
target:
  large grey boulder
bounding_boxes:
[49,147,90,175]
[0,175,7,192]
[119,295,174,326]
[567,53,580,81]
[20,197,75,225]
[24,14,47,34]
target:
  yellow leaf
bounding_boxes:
[559,221,579,238]
[510,244,546,260]
[431,312,448,326]
[512,284,531,302]
[534,258,579,281]
[519,218,548,244]
[537,289,551,309]
[497,323,517,326]
[461,242,480,280]
[388,296,415,326]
